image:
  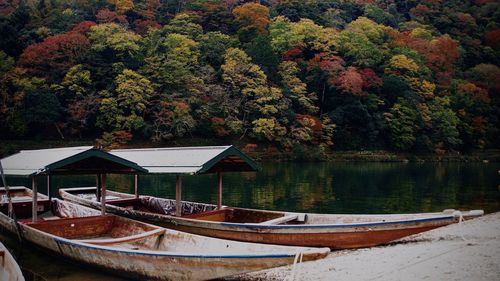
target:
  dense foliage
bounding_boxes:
[0,0,498,153]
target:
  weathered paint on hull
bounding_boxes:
[0,210,329,281]
[92,201,456,249]
[60,188,482,250]
[151,221,446,249]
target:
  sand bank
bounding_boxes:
[226,212,500,281]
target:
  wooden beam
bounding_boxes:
[134,174,139,198]
[32,176,37,223]
[96,174,101,201]
[176,175,182,217]
[217,172,222,210]
[101,174,107,216]
[259,214,300,225]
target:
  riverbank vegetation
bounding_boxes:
[0,0,498,154]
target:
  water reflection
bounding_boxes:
[5,162,500,214]
[2,162,499,280]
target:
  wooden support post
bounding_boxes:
[101,174,107,216]
[217,172,222,210]
[96,174,101,200]
[175,175,182,217]
[32,176,37,223]
[134,174,139,198]
[47,175,51,200]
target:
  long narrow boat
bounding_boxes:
[0,198,329,280]
[0,241,25,281]
[1,186,50,218]
[60,187,484,249]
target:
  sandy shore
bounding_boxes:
[225,212,500,281]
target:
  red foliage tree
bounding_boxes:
[359,68,382,90]
[211,116,229,137]
[329,67,364,96]
[96,9,128,24]
[71,21,97,34]
[282,47,303,62]
[134,19,160,35]
[18,32,90,76]
[484,29,500,49]
[394,31,459,86]
[307,53,345,73]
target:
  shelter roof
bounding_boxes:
[110,145,259,174]
[0,146,147,176]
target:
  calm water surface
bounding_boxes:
[1,162,499,280]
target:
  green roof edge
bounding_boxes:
[196,145,260,174]
[42,148,148,175]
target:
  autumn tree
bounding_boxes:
[18,31,90,78]
[233,2,270,42]
[107,0,134,14]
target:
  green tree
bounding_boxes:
[141,33,200,94]
[333,31,385,67]
[199,31,238,69]
[384,98,419,150]
[88,23,141,61]
[278,61,318,114]
[97,69,153,135]
[429,96,462,151]
[56,64,97,137]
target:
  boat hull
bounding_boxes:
[156,222,444,249]
[0,200,329,280]
[0,242,25,281]
[60,187,481,249]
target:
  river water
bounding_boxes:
[1,162,499,280]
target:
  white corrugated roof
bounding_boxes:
[1,145,258,176]
[110,146,232,174]
[0,146,93,176]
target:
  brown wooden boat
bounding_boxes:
[0,241,25,281]
[0,186,50,218]
[60,187,485,249]
[0,199,329,281]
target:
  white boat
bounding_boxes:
[0,241,25,281]
[0,199,329,280]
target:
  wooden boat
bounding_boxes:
[0,186,50,218]
[60,187,484,249]
[0,198,329,281]
[0,241,25,281]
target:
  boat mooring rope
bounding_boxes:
[452,210,469,242]
[285,251,304,281]
[0,160,23,242]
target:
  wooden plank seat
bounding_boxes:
[75,228,165,245]
[258,214,306,225]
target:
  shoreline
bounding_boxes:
[224,212,500,281]
[0,140,498,162]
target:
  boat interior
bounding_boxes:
[62,187,459,226]
[13,199,319,255]
[64,187,311,225]
[0,186,49,203]
[1,186,51,218]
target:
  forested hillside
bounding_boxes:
[0,0,498,153]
